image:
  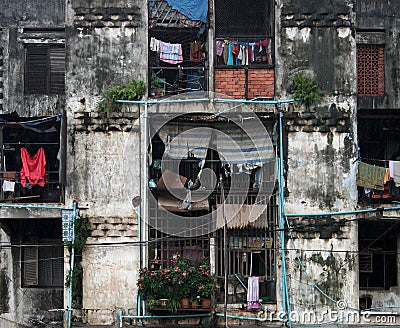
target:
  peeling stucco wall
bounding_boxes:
[275,0,360,321]
[0,0,66,117]
[64,0,147,324]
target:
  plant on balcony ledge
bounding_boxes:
[137,255,219,312]
[97,79,146,118]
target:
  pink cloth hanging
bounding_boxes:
[20,147,47,188]
[247,276,259,309]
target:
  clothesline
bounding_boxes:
[216,38,272,66]
[357,160,400,191]
[150,37,203,65]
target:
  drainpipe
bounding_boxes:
[285,206,400,217]
[141,102,149,318]
[277,106,292,327]
[67,201,77,328]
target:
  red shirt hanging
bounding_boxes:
[20,147,47,188]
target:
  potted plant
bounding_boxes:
[137,256,218,312]
[171,256,198,308]
[150,73,164,96]
[196,258,220,308]
[137,267,171,307]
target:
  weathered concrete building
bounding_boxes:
[0,0,399,327]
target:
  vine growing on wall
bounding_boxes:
[65,215,90,308]
[97,79,146,118]
[292,73,323,109]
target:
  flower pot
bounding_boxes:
[181,297,189,309]
[159,298,168,307]
[201,298,211,308]
[190,300,200,308]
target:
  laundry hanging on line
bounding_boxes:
[20,147,47,188]
[216,38,272,66]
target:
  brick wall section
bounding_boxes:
[215,69,246,98]
[248,68,274,99]
[215,68,274,99]
[73,6,142,28]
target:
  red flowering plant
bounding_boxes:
[136,267,172,301]
[172,256,198,299]
[196,257,220,300]
[137,255,219,308]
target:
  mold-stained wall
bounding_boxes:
[0,2,66,327]
[0,0,66,117]
[64,0,147,324]
[275,0,360,322]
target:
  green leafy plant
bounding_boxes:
[167,297,181,314]
[151,73,163,89]
[65,215,90,308]
[97,79,146,117]
[292,73,322,109]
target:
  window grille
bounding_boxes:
[356,45,384,96]
[148,228,210,269]
[214,193,277,280]
[25,45,65,95]
[215,0,273,38]
[359,252,373,273]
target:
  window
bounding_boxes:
[23,242,64,287]
[0,113,66,203]
[359,220,398,289]
[356,45,384,96]
[215,0,272,38]
[25,45,65,95]
[148,0,207,97]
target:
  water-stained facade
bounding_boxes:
[0,0,399,327]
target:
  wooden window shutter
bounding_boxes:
[25,47,48,94]
[24,246,38,286]
[49,47,65,94]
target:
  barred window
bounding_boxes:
[356,45,384,96]
[215,0,273,38]
[25,45,65,95]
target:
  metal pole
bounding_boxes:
[220,175,228,328]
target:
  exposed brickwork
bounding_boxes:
[284,104,351,133]
[281,6,351,28]
[247,69,274,99]
[88,216,138,240]
[215,68,274,99]
[215,69,246,98]
[73,109,139,132]
[73,6,142,29]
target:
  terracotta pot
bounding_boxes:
[181,297,189,309]
[190,300,200,308]
[201,298,212,308]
